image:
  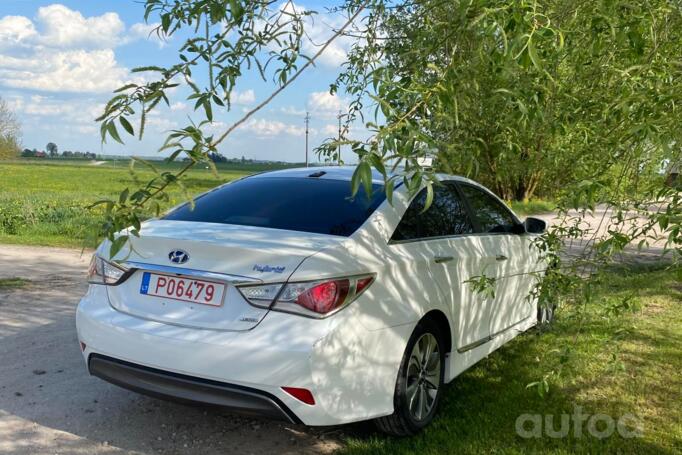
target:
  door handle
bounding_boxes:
[496,254,508,261]
[434,256,454,264]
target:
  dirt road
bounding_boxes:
[0,245,341,455]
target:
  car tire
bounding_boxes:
[375,320,446,436]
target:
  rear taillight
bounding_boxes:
[281,279,350,314]
[237,274,375,318]
[282,386,315,405]
[87,255,128,285]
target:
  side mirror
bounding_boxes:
[523,217,547,234]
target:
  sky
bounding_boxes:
[0,0,362,163]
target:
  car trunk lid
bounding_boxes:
[105,220,345,331]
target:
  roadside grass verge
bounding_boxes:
[0,277,30,289]
[341,265,682,454]
[510,199,557,216]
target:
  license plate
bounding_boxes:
[139,272,226,306]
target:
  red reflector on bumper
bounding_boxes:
[282,386,315,405]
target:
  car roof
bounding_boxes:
[249,166,385,182]
[250,166,475,185]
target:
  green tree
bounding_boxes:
[325,0,681,203]
[46,142,58,157]
[0,96,21,160]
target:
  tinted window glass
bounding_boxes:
[164,177,386,237]
[460,184,517,233]
[391,183,473,241]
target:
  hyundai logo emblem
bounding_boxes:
[168,249,190,264]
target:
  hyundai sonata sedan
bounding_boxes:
[76,166,547,435]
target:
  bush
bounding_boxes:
[0,135,19,160]
[0,197,97,238]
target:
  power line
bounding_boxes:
[304,111,310,167]
[337,110,343,166]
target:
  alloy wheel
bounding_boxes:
[405,332,441,421]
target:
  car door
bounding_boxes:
[390,182,494,350]
[457,183,536,336]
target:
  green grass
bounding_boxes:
[340,266,682,454]
[510,199,557,216]
[0,277,30,289]
[0,160,270,248]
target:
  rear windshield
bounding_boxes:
[163,177,386,237]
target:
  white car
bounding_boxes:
[76,166,547,435]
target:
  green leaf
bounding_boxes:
[109,235,129,259]
[106,121,124,145]
[139,107,146,140]
[100,121,108,144]
[131,65,166,73]
[203,99,213,122]
[358,161,372,197]
[119,116,134,136]
[350,162,363,197]
[421,183,434,213]
[527,38,542,70]
[118,188,129,205]
[385,178,395,205]
[114,83,137,93]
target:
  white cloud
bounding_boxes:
[170,102,187,112]
[307,91,346,117]
[241,118,307,137]
[0,49,131,93]
[126,22,166,48]
[0,5,162,93]
[232,89,255,105]
[34,4,125,49]
[146,116,178,132]
[8,93,103,136]
[0,16,37,45]
[279,105,307,116]
[323,124,339,135]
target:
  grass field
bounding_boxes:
[509,199,557,216]
[0,160,285,248]
[340,265,682,454]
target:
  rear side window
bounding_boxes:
[164,177,386,237]
[391,183,473,242]
[459,184,517,233]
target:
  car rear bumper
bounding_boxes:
[88,354,301,423]
[76,284,411,426]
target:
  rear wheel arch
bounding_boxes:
[420,310,452,354]
[375,312,449,435]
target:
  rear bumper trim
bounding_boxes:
[88,354,301,424]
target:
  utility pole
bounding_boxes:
[337,110,343,166]
[304,111,310,167]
